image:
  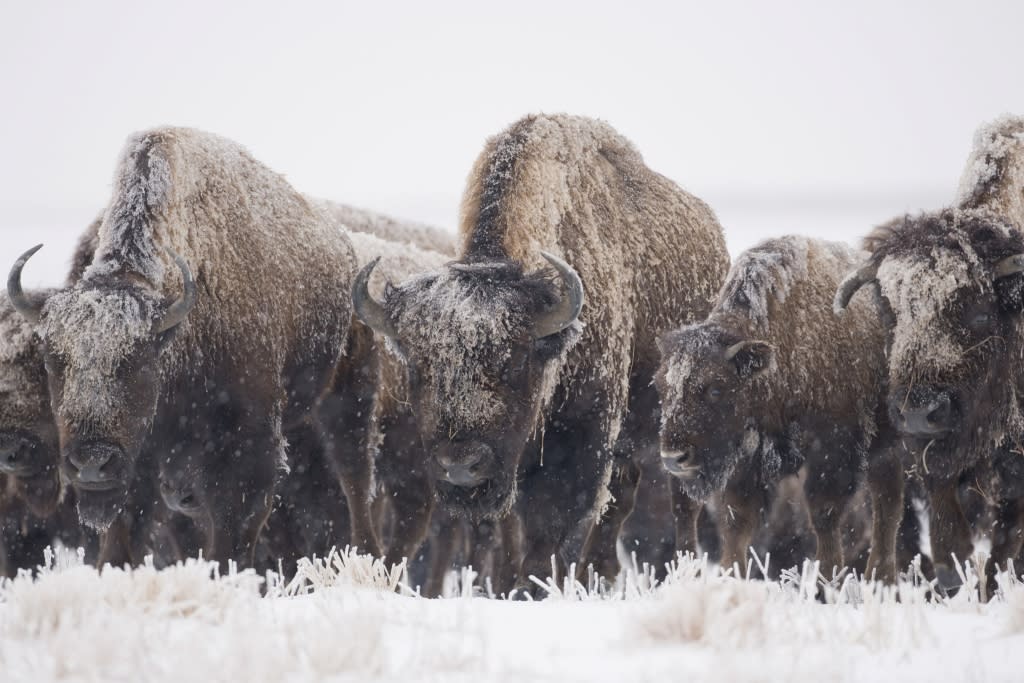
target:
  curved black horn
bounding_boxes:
[7,244,45,322]
[994,253,1024,279]
[833,261,879,314]
[352,257,398,338]
[533,251,584,339]
[153,249,197,334]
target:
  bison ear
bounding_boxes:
[725,340,773,380]
[995,253,1024,314]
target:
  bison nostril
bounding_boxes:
[927,402,949,426]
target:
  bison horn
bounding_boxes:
[994,253,1024,279]
[724,340,759,361]
[533,251,584,339]
[153,249,197,334]
[7,244,45,322]
[352,257,398,338]
[833,261,879,314]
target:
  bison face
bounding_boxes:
[8,246,195,529]
[655,324,773,501]
[0,302,63,515]
[835,211,1024,475]
[352,254,583,520]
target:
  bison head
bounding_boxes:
[655,321,774,501]
[8,245,196,529]
[0,297,62,516]
[835,210,1024,477]
[352,253,582,519]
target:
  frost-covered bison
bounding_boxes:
[352,113,729,594]
[313,199,457,256]
[835,116,1024,595]
[0,215,103,574]
[7,127,371,569]
[658,237,904,581]
[345,231,449,567]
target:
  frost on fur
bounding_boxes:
[956,115,1024,226]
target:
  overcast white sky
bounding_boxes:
[2,0,1023,285]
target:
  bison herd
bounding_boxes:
[1,114,1023,600]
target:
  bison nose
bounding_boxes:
[160,479,202,513]
[897,394,954,436]
[67,442,120,487]
[0,433,37,475]
[661,445,698,478]
[436,444,493,488]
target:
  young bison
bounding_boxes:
[658,236,904,582]
[834,116,1024,597]
[352,113,729,595]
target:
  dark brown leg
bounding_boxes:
[865,449,904,583]
[581,459,639,580]
[719,477,763,573]
[985,498,1024,600]
[929,479,975,591]
[317,325,382,558]
[670,476,702,557]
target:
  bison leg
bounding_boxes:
[804,462,857,581]
[719,474,764,574]
[928,479,974,592]
[317,328,382,558]
[382,474,434,568]
[581,457,639,581]
[620,454,676,580]
[670,476,702,557]
[279,420,350,561]
[378,411,435,568]
[864,448,904,584]
[421,512,465,597]
[513,424,613,599]
[985,498,1024,600]
[205,426,279,570]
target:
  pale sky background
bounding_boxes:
[2,0,1023,285]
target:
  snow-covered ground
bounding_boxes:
[1,547,1021,682]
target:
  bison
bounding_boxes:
[7,127,376,570]
[312,199,457,256]
[352,113,729,594]
[834,115,1024,595]
[0,215,104,575]
[163,224,454,576]
[657,236,905,582]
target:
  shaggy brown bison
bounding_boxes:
[352,113,728,595]
[345,231,449,566]
[7,127,375,570]
[658,236,904,582]
[0,216,103,574]
[835,116,1024,596]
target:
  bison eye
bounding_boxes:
[703,383,724,402]
[969,312,992,329]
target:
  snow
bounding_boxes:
[1,547,1022,682]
